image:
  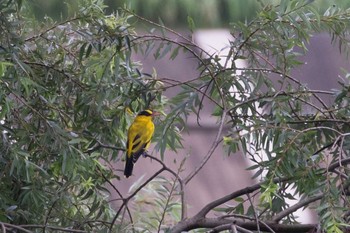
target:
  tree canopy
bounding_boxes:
[1,0,350,232]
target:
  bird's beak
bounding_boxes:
[152,111,161,116]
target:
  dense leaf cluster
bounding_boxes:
[1,0,350,232]
[0,0,168,231]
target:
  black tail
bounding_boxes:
[124,157,134,178]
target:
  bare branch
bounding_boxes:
[199,176,292,218]
[11,223,88,233]
[0,222,33,233]
[170,217,316,233]
[170,177,292,232]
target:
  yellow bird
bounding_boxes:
[124,109,159,178]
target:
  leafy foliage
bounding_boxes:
[0,0,170,231]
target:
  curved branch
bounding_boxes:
[272,194,323,222]
[200,177,292,218]
[170,176,291,232]
[203,177,290,218]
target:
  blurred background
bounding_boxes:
[31,0,350,28]
[29,0,350,222]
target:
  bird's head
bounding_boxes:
[138,109,160,117]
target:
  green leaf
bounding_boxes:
[170,46,180,60]
[187,16,195,32]
[85,43,93,58]
[79,43,87,61]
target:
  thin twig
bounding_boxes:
[247,193,260,232]
[148,155,186,219]
[184,110,227,184]
[24,17,82,42]
[84,140,125,154]
[157,168,180,233]
[44,199,58,233]
[110,153,186,231]
[96,166,134,232]
[110,166,165,232]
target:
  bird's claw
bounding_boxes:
[142,151,149,157]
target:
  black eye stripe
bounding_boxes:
[138,110,152,116]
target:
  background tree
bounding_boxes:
[1,0,350,232]
[0,0,166,231]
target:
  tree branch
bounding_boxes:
[272,194,323,222]
[0,222,33,233]
[11,223,88,233]
[198,176,291,218]
[210,224,254,233]
[170,176,292,232]
[170,217,316,233]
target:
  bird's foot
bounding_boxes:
[142,151,150,158]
